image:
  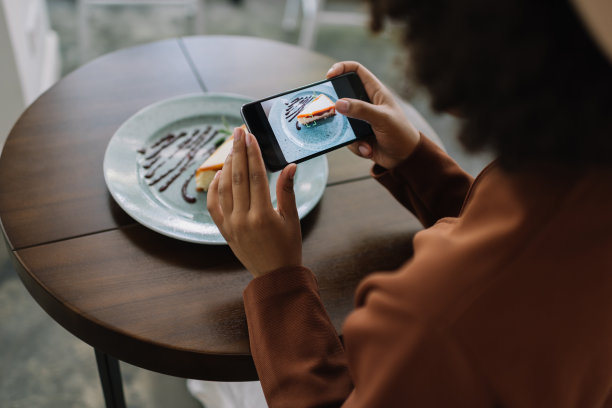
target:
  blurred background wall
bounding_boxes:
[0,0,61,150]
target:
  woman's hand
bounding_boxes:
[207,127,302,278]
[327,61,421,169]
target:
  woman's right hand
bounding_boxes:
[326,61,421,170]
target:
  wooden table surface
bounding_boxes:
[0,36,439,381]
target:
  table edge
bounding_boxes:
[10,246,258,381]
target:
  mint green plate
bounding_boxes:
[103,93,328,244]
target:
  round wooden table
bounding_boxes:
[0,36,439,407]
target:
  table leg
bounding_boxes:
[94,349,127,408]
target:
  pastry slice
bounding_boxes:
[297,94,336,125]
[195,125,247,192]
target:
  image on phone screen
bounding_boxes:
[260,81,356,163]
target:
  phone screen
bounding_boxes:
[242,73,373,170]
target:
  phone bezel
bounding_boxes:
[240,72,373,172]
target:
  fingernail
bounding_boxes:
[214,170,221,180]
[358,144,371,157]
[233,127,243,142]
[327,64,338,76]
[289,164,297,180]
[246,132,253,146]
[336,99,349,114]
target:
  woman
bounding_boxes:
[207,0,612,406]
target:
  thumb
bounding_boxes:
[335,98,386,128]
[276,163,299,220]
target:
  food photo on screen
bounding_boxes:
[260,82,358,163]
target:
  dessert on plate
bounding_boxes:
[296,94,336,125]
[195,125,246,192]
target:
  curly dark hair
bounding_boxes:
[369,0,612,168]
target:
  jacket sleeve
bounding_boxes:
[243,266,495,408]
[373,134,474,227]
[243,266,353,408]
[339,278,495,408]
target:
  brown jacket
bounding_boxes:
[243,136,612,407]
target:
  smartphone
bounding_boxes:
[240,72,374,171]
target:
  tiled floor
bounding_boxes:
[1,1,492,407]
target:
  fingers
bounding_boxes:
[218,136,234,217]
[276,163,299,220]
[347,141,373,159]
[231,127,250,214]
[336,98,388,130]
[207,170,224,227]
[246,133,273,211]
[215,129,273,220]
[326,61,385,101]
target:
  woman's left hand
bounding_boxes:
[207,127,302,278]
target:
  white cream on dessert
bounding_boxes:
[297,94,336,125]
[194,124,247,192]
[195,135,233,192]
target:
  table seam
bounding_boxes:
[178,37,208,92]
[11,224,137,251]
[327,175,370,187]
[10,177,371,251]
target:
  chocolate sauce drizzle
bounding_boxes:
[285,95,315,131]
[138,125,220,204]
[181,172,197,204]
